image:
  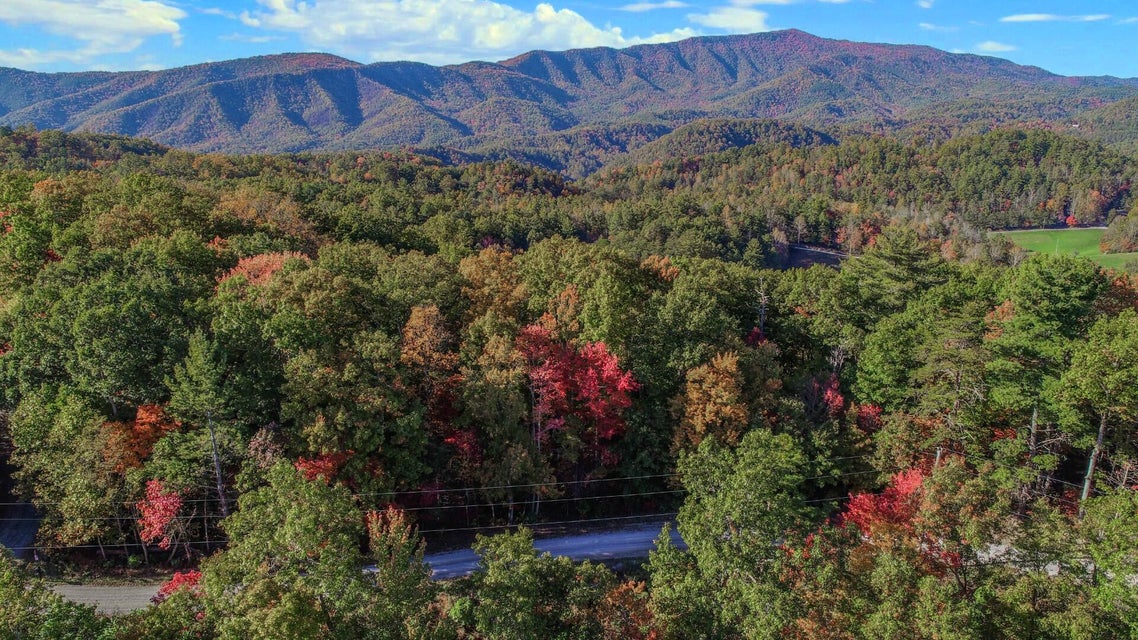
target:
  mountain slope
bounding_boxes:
[2,30,1136,161]
[1071,96,1138,155]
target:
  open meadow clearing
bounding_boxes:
[993,228,1138,270]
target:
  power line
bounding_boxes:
[0,451,887,508]
[0,462,895,520]
[804,466,902,482]
[417,512,681,534]
[0,452,941,556]
[396,489,685,513]
[2,512,686,552]
[0,473,678,508]
[940,447,1104,497]
[4,461,1091,556]
[351,473,680,499]
[0,471,888,530]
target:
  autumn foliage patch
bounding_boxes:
[517,324,639,465]
[137,480,183,551]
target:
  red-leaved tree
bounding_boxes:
[517,324,639,477]
[137,480,184,551]
[151,570,202,604]
[855,403,883,433]
[294,451,354,484]
[217,251,308,287]
[841,468,963,571]
[843,468,925,536]
[821,374,845,418]
[103,404,180,473]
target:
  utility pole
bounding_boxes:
[206,411,229,517]
[753,279,769,337]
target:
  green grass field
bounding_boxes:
[991,228,1138,270]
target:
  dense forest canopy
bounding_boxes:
[1,124,1138,638]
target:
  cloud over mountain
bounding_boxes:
[0,0,185,67]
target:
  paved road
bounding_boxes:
[51,584,161,615]
[48,520,684,614]
[0,502,161,615]
[0,503,39,560]
[425,520,683,579]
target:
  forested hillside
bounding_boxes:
[2,126,1138,638]
[1072,95,1138,156]
[2,30,1138,164]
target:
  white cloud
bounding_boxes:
[1000,14,1110,23]
[219,33,286,44]
[202,7,239,19]
[0,48,85,68]
[0,0,185,67]
[241,0,697,65]
[975,40,1016,52]
[90,54,167,72]
[917,0,934,8]
[620,1,688,11]
[1120,17,1138,24]
[919,22,957,32]
[688,7,772,32]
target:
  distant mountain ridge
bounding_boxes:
[2,29,1136,168]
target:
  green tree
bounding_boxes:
[458,528,614,640]
[647,524,724,640]
[1002,253,1105,342]
[167,330,233,515]
[1058,310,1138,513]
[364,507,447,639]
[674,428,808,637]
[257,258,428,493]
[72,242,212,414]
[985,254,1105,501]
[8,387,127,548]
[839,225,949,334]
[200,462,431,640]
[457,334,548,516]
[0,547,113,639]
[1082,489,1138,634]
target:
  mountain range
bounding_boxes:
[2,29,1137,175]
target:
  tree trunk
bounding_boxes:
[1079,411,1109,518]
[1028,405,1039,460]
[1021,404,1040,514]
[529,385,541,517]
[207,413,230,517]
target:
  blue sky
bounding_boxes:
[1,0,1135,77]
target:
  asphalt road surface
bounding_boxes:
[425,519,684,579]
[47,520,684,614]
[0,503,39,560]
[51,584,162,615]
